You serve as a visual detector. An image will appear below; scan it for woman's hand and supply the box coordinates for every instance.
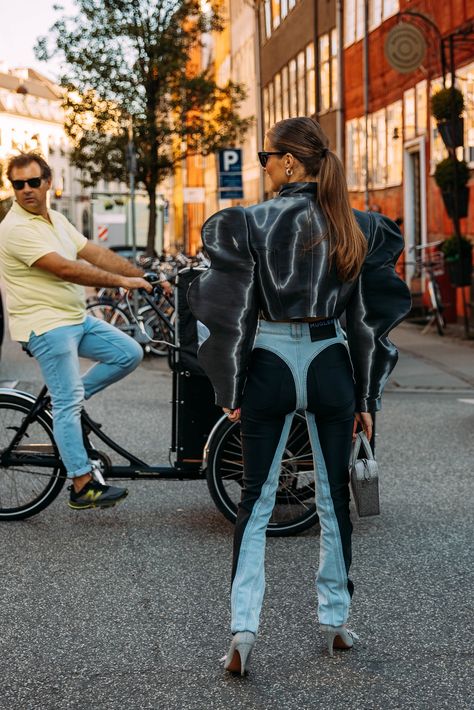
[223,407,241,422]
[353,412,373,442]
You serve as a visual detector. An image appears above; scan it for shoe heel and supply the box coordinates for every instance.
[320,628,337,657]
[320,625,357,657]
[224,632,255,676]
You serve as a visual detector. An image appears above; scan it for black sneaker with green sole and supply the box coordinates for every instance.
[68,480,128,510]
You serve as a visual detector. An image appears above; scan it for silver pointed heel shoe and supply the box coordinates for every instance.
[223,632,256,676]
[320,625,359,657]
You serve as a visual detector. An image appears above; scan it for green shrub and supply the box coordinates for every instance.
[431,87,465,121]
[441,234,472,261]
[434,157,470,191]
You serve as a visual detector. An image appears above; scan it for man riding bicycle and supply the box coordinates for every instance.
[0,152,169,510]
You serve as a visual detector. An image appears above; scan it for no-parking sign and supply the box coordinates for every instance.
[97,225,108,241]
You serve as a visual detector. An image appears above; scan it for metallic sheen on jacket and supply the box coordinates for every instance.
[188,182,412,412]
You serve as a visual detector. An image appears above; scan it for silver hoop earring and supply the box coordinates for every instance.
[285,167,293,177]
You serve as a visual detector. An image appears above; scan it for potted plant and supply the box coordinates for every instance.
[103,200,114,210]
[441,234,473,287]
[434,156,470,219]
[431,87,465,148]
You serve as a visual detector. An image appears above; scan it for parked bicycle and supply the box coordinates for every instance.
[86,252,208,356]
[87,284,175,357]
[406,241,446,336]
[0,269,317,535]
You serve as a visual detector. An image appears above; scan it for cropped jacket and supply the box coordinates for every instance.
[187,182,412,412]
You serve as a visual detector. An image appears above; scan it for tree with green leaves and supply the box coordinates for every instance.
[36,0,252,253]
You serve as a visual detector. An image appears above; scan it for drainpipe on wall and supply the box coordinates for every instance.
[336,0,344,161]
[363,0,370,211]
[254,1,265,201]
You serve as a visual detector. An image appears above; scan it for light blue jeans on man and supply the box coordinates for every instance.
[26,316,143,478]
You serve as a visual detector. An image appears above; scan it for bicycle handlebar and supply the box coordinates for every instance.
[409,240,444,252]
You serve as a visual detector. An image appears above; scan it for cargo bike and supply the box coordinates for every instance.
[0,269,318,535]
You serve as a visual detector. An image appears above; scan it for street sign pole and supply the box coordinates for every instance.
[126,121,138,264]
[126,120,146,341]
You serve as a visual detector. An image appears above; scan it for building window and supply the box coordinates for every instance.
[430,79,445,171]
[289,58,297,116]
[346,118,364,190]
[264,0,272,39]
[274,72,282,123]
[404,88,416,140]
[348,0,399,42]
[382,0,399,20]
[272,0,280,30]
[297,51,306,115]
[346,101,402,191]
[415,80,427,135]
[369,109,387,188]
[263,86,270,132]
[281,65,290,118]
[306,43,316,116]
[261,0,301,40]
[331,29,338,108]
[345,0,365,47]
[369,0,382,30]
[460,63,474,165]
[369,0,399,30]
[386,100,403,186]
[319,35,331,111]
[319,30,338,112]
[268,80,275,127]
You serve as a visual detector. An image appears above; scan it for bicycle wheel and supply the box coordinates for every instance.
[139,305,175,357]
[86,301,134,336]
[428,278,446,336]
[206,413,319,536]
[0,393,65,520]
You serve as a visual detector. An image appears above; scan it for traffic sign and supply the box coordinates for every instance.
[97,225,108,241]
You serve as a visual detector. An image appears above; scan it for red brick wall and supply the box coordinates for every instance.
[345,1,474,120]
[344,1,474,319]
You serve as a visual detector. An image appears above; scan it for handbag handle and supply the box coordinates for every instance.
[349,431,375,469]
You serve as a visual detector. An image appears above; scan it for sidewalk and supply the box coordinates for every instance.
[388,322,474,392]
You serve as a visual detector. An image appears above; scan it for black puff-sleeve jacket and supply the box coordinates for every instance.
[187,182,412,412]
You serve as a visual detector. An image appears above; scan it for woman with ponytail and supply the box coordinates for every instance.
[188,117,411,674]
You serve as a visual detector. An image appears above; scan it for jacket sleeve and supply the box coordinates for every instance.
[187,206,259,409]
[345,213,412,413]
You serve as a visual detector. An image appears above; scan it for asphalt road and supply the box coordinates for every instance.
[0,331,473,710]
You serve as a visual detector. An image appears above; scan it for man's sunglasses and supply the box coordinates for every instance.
[257,151,284,168]
[11,177,43,190]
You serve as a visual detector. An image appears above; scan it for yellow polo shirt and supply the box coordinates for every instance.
[0,202,88,341]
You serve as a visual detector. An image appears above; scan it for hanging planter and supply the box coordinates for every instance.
[440,187,469,219]
[434,157,470,220]
[437,117,464,149]
[431,87,465,149]
[441,235,473,287]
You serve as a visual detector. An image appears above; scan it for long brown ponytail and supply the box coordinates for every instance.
[268,117,367,282]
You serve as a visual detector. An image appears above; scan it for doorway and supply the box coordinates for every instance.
[403,137,427,287]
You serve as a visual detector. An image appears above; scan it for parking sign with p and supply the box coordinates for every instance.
[218,148,243,200]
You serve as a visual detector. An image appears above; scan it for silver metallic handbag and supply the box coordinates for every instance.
[349,432,380,517]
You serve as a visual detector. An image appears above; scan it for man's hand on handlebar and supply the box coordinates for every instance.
[120,276,153,293]
[142,271,173,297]
[160,280,173,297]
